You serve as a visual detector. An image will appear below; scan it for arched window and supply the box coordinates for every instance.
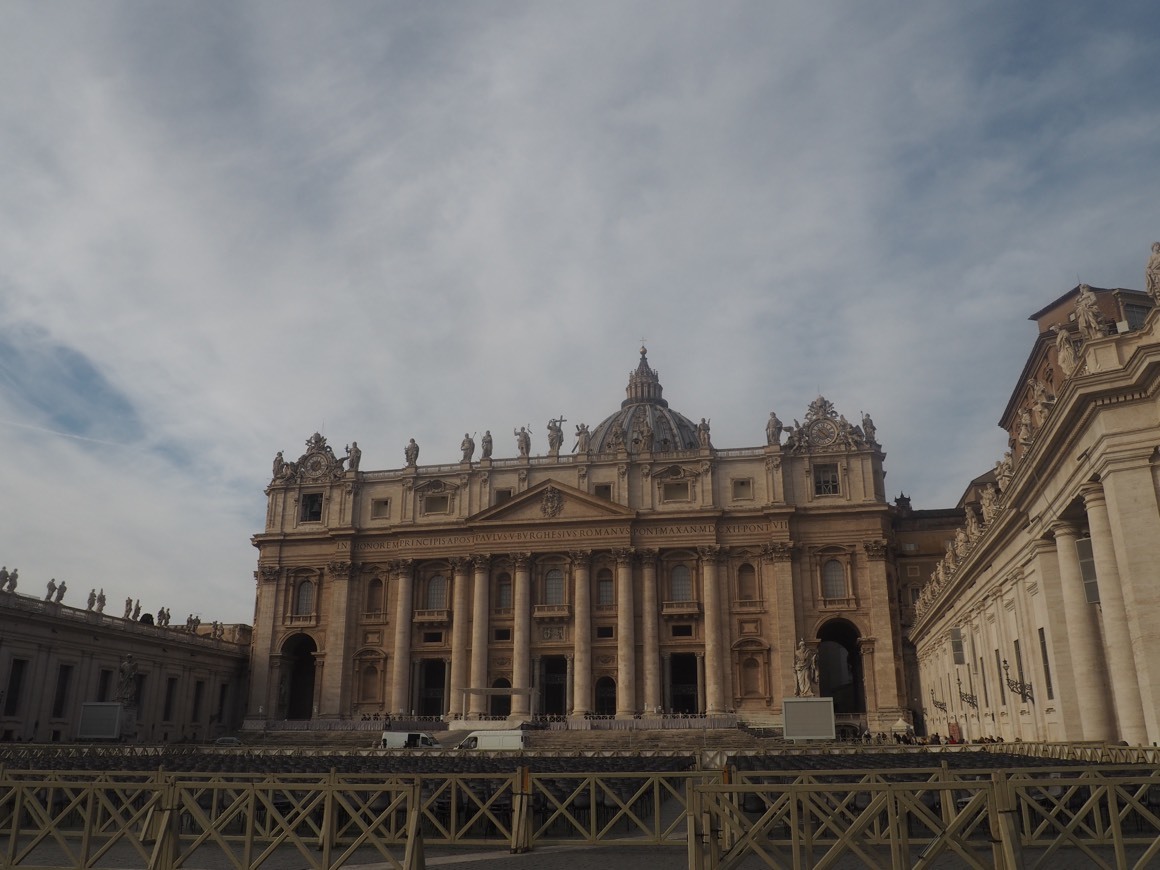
[544,569,564,606]
[426,574,447,610]
[822,560,846,599]
[670,565,692,602]
[365,578,384,614]
[294,580,314,616]
[496,573,513,610]
[737,563,757,601]
[597,568,614,606]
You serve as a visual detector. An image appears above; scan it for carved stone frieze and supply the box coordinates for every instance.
[759,541,795,562]
[862,539,888,560]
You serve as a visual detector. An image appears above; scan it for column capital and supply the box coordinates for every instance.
[449,557,470,573]
[612,547,635,565]
[760,541,794,562]
[698,545,725,563]
[470,554,491,571]
[637,548,659,562]
[1079,481,1107,509]
[512,552,533,569]
[388,559,414,575]
[1048,520,1080,539]
[862,539,889,560]
[568,550,591,566]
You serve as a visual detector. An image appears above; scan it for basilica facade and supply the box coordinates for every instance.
[247,350,911,734]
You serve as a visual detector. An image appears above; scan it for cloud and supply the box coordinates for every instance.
[0,1,1157,620]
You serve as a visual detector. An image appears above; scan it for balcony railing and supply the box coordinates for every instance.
[661,600,702,617]
[413,609,450,624]
[532,603,572,621]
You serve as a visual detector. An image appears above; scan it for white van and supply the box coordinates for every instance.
[379,731,439,749]
[454,729,525,751]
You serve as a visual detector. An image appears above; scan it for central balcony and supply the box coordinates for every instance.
[532,603,572,622]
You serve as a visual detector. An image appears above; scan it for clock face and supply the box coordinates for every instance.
[808,418,839,447]
[303,453,328,479]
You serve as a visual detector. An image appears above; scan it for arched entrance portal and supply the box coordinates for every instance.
[281,634,317,720]
[816,619,865,715]
[417,660,445,717]
[594,677,616,716]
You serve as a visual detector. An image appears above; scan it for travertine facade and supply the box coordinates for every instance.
[912,277,1160,743]
[249,350,909,733]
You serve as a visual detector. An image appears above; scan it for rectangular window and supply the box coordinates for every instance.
[994,649,1006,704]
[423,494,449,514]
[497,580,513,610]
[813,464,840,496]
[595,626,614,639]
[191,680,205,723]
[300,493,323,523]
[597,577,614,606]
[950,628,965,665]
[1075,538,1100,603]
[662,481,690,502]
[594,484,613,500]
[52,665,73,719]
[1038,628,1055,701]
[908,586,920,604]
[671,624,694,638]
[493,628,511,642]
[97,668,113,703]
[731,479,753,501]
[370,498,391,519]
[1125,303,1150,330]
[422,631,443,644]
[163,677,178,721]
[3,659,26,716]
[494,489,514,505]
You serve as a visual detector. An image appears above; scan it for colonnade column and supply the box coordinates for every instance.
[511,553,532,718]
[448,558,471,719]
[614,548,637,717]
[700,546,726,714]
[639,549,661,714]
[1081,483,1147,743]
[319,560,352,717]
[467,556,490,719]
[662,652,673,712]
[1050,521,1115,741]
[762,542,797,703]
[696,653,706,714]
[389,560,414,715]
[569,551,592,717]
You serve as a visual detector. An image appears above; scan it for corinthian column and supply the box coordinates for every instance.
[700,546,726,714]
[468,555,491,718]
[511,553,532,718]
[389,560,414,715]
[614,548,637,717]
[448,558,471,719]
[639,549,661,714]
[1081,483,1147,743]
[1050,521,1115,740]
[570,551,592,717]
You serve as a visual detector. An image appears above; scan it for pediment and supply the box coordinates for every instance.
[469,479,635,524]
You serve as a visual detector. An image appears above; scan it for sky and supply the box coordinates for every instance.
[1,2,1158,625]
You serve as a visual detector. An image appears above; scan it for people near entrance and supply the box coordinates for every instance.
[793,639,818,697]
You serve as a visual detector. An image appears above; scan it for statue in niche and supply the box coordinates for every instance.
[514,426,531,457]
[1147,242,1160,303]
[573,423,590,453]
[1075,284,1106,341]
[460,433,475,462]
[793,640,818,697]
[480,430,493,460]
[546,417,566,455]
[766,411,783,446]
[345,442,361,472]
[117,655,139,705]
[404,438,419,466]
[1053,325,1079,378]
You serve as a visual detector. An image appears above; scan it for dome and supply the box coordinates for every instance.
[588,348,700,453]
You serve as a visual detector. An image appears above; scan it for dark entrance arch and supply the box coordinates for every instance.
[540,656,567,716]
[490,678,511,717]
[594,677,616,716]
[816,619,865,715]
[669,653,698,713]
[418,659,445,717]
[281,634,317,720]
